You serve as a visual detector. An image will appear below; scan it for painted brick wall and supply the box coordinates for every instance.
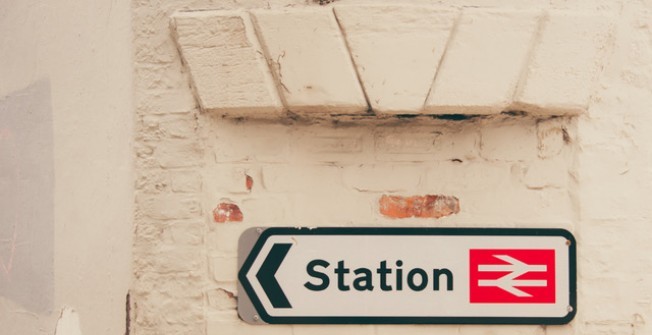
[133,1,652,334]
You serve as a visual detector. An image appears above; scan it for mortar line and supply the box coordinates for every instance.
[511,10,548,106]
[422,10,463,111]
[249,11,291,112]
[333,7,373,114]
[169,17,205,113]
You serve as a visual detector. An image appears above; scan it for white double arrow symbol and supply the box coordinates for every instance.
[478,255,547,297]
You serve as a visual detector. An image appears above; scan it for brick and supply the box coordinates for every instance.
[290,125,369,163]
[293,325,375,335]
[292,192,374,226]
[240,197,287,225]
[157,114,197,139]
[173,12,282,115]
[212,202,244,223]
[161,220,204,246]
[133,247,204,274]
[212,123,289,163]
[458,325,544,335]
[425,161,511,193]
[207,224,248,255]
[426,9,541,115]
[204,165,255,194]
[252,8,367,114]
[206,288,237,310]
[379,194,460,219]
[375,125,479,162]
[342,164,423,192]
[262,164,343,192]
[206,318,292,335]
[135,170,170,193]
[210,255,238,282]
[375,128,441,155]
[153,140,203,168]
[377,325,460,335]
[135,88,196,115]
[522,157,568,189]
[137,194,202,220]
[141,114,198,140]
[134,295,204,328]
[480,120,538,161]
[334,5,457,114]
[577,146,643,220]
[537,117,568,158]
[133,272,204,299]
[170,170,202,193]
[514,11,613,115]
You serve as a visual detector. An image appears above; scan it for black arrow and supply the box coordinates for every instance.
[256,243,292,309]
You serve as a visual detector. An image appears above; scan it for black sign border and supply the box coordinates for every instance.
[238,227,577,325]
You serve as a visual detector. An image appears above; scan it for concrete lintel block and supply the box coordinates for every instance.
[251,8,368,115]
[335,5,458,115]
[426,9,542,115]
[172,11,282,115]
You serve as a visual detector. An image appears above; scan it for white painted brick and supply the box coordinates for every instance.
[577,146,644,220]
[291,125,367,163]
[262,164,344,192]
[206,288,237,310]
[153,140,203,168]
[426,9,541,115]
[211,123,290,163]
[173,12,282,115]
[207,224,248,255]
[141,114,198,140]
[292,192,374,226]
[206,318,292,335]
[425,160,512,193]
[293,325,375,335]
[480,120,538,161]
[374,125,479,162]
[135,88,196,115]
[204,164,254,194]
[374,127,442,155]
[161,220,204,246]
[342,164,424,192]
[133,247,204,274]
[377,325,460,335]
[240,197,287,225]
[135,170,170,193]
[537,117,568,158]
[210,255,238,282]
[334,5,457,114]
[133,272,204,299]
[543,324,573,335]
[251,8,367,114]
[458,325,544,335]
[514,11,613,115]
[522,157,569,189]
[170,170,202,193]
[137,193,202,220]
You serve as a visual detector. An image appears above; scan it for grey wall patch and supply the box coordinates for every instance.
[0,80,54,314]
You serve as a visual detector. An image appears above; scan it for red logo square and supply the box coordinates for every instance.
[469,249,555,303]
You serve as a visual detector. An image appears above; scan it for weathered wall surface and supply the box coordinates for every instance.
[0,1,133,334]
[132,1,652,335]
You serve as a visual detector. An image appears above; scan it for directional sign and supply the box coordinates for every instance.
[237,227,576,325]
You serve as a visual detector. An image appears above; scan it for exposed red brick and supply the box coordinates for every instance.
[379,194,460,219]
[213,202,243,223]
[245,174,253,191]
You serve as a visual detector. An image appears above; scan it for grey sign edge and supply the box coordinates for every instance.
[237,227,268,325]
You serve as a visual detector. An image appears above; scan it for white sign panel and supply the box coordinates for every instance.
[238,228,576,325]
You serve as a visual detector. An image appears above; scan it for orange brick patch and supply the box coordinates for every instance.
[379,194,460,219]
[213,202,244,223]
